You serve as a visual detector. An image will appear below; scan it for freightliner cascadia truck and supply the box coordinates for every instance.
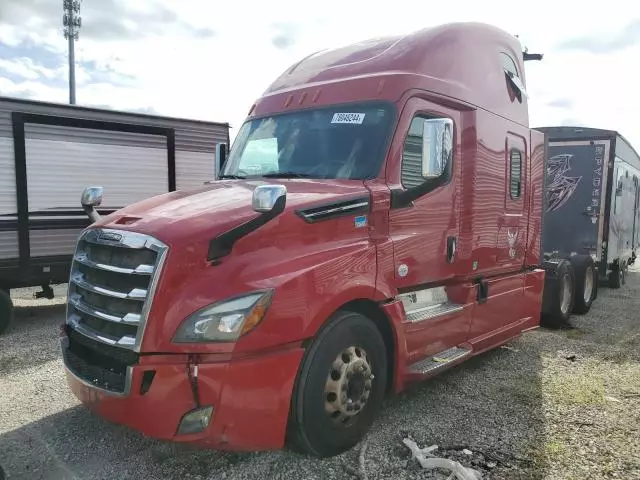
[60,22,584,457]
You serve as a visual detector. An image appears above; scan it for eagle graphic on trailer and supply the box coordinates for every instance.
[546,153,582,212]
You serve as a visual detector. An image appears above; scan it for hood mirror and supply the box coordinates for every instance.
[81,186,103,207]
[81,186,104,223]
[252,184,287,213]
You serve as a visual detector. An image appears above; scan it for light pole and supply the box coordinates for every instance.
[63,0,82,105]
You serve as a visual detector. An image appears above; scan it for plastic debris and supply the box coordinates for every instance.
[463,449,473,455]
[403,438,483,480]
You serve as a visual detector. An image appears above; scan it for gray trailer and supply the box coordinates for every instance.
[536,126,640,323]
[0,96,230,333]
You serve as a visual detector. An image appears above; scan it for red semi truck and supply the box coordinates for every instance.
[61,22,575,457]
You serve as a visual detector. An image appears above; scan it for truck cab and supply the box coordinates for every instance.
[61,22,549,457]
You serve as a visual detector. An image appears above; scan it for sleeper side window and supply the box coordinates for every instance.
[401,115,453,189]
[509,149,523,200]
[501,52,527,101]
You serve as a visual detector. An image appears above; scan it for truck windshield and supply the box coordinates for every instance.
[222,102,395,180]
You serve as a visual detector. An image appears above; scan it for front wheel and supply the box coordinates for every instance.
[287,310,387,458]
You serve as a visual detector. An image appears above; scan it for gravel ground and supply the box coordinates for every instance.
[1,270,639,480]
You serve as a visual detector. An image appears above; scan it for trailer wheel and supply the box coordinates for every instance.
[570,255,596,314]
[287,310,387,458]
[609,264,623,289]
[0,288,14,335]
[541,259,575,328]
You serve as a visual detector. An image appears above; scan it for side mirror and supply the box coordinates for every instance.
[81,186,103,223]
[81,186,103,207]
[421,118,453,179]
[215,143,227,180]
[252,184,287,213]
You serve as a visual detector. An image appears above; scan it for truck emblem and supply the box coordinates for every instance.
[98,232,122,243]
[546,154,582,212]
[507,230,518,258]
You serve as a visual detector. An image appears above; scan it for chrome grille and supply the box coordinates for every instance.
[63,228,168,394]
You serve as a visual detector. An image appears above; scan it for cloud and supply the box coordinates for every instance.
[546,98,573,109]
[0,0,639,154]
[271,23,298,49]
[560,118,585,127]
[0,0,215,42]
[557,18,640,54]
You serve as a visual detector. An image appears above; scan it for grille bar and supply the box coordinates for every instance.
[70,272,148,300]
[69,313,137,348]
[74,251,155,275]
[69,292,141,325]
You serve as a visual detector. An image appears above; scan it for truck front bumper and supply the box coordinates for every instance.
[62,337,305,451]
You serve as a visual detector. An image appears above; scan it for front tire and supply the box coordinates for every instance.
[0,288,14,335]
[287,310,387,458]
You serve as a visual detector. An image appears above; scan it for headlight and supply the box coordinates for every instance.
[172,290,274,343]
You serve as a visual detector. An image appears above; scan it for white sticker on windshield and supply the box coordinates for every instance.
[331,113,365,124]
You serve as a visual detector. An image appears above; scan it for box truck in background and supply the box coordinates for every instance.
[0,96,230,333]
[536,126,640,296]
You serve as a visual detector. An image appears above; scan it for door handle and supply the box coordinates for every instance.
[447,236,456,264]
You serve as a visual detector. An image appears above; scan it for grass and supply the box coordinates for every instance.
[544,368,605,406]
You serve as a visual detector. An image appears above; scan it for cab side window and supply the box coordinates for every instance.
[509,149,523,200]
[401,115,453,189]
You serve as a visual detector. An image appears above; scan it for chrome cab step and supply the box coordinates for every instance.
[397,286,464,323]
[408,346,472,375]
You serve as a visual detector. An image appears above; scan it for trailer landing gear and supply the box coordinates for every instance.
[34,284,55,300]
[608,262,626,289]
[0,288,14,335]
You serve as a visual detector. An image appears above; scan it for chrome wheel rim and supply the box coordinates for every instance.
[324,346,374,425]
[583,266,594,303]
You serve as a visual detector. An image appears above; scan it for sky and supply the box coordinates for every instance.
[0,0,639,149]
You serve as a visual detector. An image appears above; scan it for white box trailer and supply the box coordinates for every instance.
[0,96,230,332]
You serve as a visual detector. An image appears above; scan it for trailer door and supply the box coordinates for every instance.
[23,122,169,258]
[543,139,611,260]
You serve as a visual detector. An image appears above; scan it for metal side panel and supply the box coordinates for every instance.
[24,135,169,213]
[175,150,215,191]
[29,229,81,257]
[0,137,16,217]
[607,157,640,264]
[0,231,18,260]
[543,139,610,261]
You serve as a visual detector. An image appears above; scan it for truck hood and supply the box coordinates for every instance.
[95,179,370,245]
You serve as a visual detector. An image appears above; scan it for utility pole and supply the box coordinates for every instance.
[63,0,82,105]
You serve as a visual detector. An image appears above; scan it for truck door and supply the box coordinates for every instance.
[386,97,469,358]
[543,139,611,261]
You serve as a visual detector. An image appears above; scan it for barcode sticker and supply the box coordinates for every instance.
[331,113,365,124]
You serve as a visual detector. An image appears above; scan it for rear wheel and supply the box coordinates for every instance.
[541,260,575,328]
[609,264,623,289]
[0,288,14,335]
[287,310,387,458]
[571,255,596,314]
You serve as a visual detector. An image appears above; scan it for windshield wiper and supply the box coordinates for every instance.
[261,172,312,178]
[218,174,247,179]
